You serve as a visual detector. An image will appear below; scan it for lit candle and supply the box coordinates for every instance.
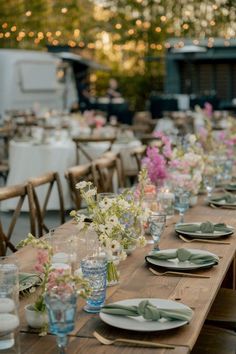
[0,314,19,332]
[0,298,15,313]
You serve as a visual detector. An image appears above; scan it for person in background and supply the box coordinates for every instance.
[106,78,122,99]
[77,76,91,112]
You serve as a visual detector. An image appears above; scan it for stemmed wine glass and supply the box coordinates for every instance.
[174,189,190,225]
[148,213,166,250]
[44,285,77,354]
[203,175,215,199]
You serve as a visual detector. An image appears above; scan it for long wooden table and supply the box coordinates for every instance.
[16,196,236,353]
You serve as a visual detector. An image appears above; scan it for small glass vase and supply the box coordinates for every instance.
[107,260,119,287]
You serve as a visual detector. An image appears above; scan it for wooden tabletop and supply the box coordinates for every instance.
[16,196,236,353]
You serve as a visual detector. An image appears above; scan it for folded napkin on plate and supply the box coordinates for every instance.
[176,221,231,233]
[210,194,236,204]
[226,184,236,190]
[147,248,219,265]
[101,299,193,322]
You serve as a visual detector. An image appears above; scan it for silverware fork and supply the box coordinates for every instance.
[179,234,230,245]
[93,331,175,349]
[149,267,210,278]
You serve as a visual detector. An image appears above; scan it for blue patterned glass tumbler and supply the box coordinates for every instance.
[44,286,77,354]
[81,255,107,313]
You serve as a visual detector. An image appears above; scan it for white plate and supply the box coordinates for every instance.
[100,298,191,332]
[175,222,234,239]
[146,248,218,271]
[208,199,236,208]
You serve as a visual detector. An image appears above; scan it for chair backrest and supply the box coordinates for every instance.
[72,136,116,164]
[0,183,35,256]
[65,163,96,210]
[130,145,147,172]
[93,154,123,193]
[28,172,65,237]
[102,151,125,188]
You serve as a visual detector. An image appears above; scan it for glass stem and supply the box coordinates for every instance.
[179,212,184,224]
[57,335,68,354]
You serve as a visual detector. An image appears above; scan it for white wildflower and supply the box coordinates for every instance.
[76,181,88,189]
[119,250,127,261]
[110,240,120,252]
[99,197,113,210]
[85,188,97,197]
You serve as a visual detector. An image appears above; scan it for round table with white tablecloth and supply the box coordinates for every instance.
[2,138,141,211]
[2,140,76,211]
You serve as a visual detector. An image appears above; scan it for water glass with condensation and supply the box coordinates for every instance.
[81,254,107,313]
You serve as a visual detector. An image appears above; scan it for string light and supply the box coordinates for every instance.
[61,8,68,14]
[11,26,17,32]
[25,11,32,17]
[55,30,61,37]
[2,23,8,29]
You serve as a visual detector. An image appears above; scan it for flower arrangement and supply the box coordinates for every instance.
[18,234,90,334]
[169,136,204,195]
[70,181,146,283]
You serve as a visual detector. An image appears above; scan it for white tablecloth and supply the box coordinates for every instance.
[2,139,140,211]
[2,140,75,211]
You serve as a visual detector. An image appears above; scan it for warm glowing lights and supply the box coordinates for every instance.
[160,16,167,22]
[0,33,3,38]
[61,7,68,14]
[25,11,32,17]
[79,41,85,47]
[37,32,44,39]
[128,29,134,35]
[68,40,76,47]
[136,19,142,26]
[210,20,215,26]
[88,42,95,49]
[11,26,17,32]
[5,32,10,38]
[55,30,61,37]
[115,23,122,29]
[52,39,59,45]
[155,27,161,32]
[74,29,80,37]
[46,31,52,37]
[156,44,163,50]
[182,23,189,30]
[19,31,25,38]
[28,31,34,37]
[2,23,8,29]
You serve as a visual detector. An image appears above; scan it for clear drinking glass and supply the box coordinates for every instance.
[44,285,77,354]
[0,256,20,353]
[148,213,166,250]
[203,175,216,199]
[174,190,190,224]
[81,255,107,313]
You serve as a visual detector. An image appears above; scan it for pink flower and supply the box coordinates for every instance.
[35,250,49,273]
[203,102,213,118]
[142,147,168,184]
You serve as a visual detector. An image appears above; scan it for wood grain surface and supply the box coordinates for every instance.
[17,196,236,353]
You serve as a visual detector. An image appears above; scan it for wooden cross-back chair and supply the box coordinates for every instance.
[28,172,65,237]
[130,145,147,172]
[93,154,124,193]
[65,163,96,210]
[0,183,35,256]
[102,151,126,189]
[72,136,116,164]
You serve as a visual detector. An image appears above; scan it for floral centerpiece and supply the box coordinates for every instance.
[18,234,90,335]
[70,181,146,284]
[141,131,172,187]
[169,134,204,196]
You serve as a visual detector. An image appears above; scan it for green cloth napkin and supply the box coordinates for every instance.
[226,184,236,190]
[176,221,232,233]
[147,248,219,265]
[101,299,193,322]
[210,194,236,204]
